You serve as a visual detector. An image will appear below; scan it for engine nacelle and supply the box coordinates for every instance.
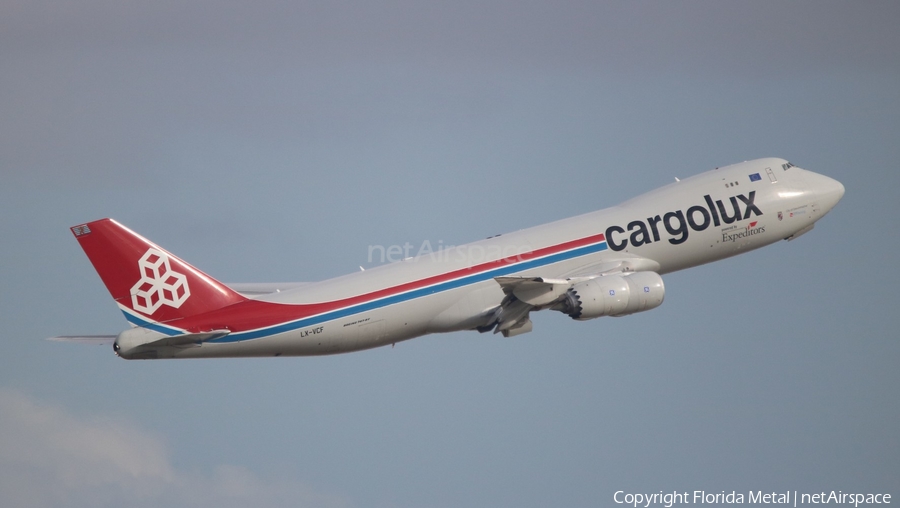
[564,272,665,320]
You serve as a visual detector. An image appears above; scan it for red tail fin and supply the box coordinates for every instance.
[71,219,245,324]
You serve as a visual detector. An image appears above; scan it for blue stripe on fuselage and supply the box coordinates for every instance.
[121,311,186,335]
[210,240,608,343]
[124,240,608,343]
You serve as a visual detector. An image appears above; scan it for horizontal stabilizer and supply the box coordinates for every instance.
[226,282,310,297]
[47,335,116,345]
[112,328,230,359]
[129,329,231,349]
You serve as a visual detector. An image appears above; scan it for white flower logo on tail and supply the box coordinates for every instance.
[130,248,190,315]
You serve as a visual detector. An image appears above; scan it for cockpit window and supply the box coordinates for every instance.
[781,162,795,171]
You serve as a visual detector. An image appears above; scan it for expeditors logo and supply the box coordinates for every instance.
[722,221,766,243]
[605,192,763,251]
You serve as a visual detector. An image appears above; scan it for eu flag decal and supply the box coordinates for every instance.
[749,173,762,182]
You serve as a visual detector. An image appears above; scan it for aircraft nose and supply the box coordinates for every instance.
[806,171,845,212]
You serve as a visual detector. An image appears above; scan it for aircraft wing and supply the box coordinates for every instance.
[558,255,661,278]
[487,255,661,337]
[495,276,571,305]
[47,329,230,348]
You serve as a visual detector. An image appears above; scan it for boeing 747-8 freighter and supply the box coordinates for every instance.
[52,158,844,359]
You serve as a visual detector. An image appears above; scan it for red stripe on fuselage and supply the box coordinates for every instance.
[163,232,607,333]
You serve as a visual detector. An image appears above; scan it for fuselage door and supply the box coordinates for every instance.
[765,167,778,183]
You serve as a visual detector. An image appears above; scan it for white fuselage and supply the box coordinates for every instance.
[152,158,843,358]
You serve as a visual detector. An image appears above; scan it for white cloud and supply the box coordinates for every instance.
[0,388,349,508]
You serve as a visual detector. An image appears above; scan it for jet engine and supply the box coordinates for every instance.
[561,272,665,320]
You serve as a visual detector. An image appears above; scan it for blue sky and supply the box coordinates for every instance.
[1,2,898,507]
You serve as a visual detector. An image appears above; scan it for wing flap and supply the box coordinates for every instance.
[494,276,570,306]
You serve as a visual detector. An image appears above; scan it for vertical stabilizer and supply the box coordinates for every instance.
[71,219,246,324]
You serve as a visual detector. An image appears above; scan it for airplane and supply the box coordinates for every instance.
[51,158,844,359]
